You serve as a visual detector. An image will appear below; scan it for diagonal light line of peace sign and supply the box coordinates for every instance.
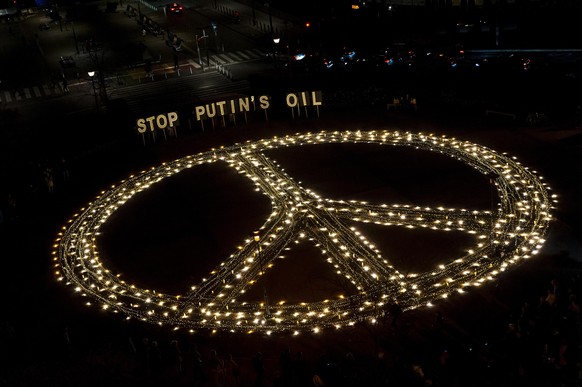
[54,130,556,334]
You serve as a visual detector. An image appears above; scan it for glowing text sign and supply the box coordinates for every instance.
[194,91,322,121]
[136,112,179,133]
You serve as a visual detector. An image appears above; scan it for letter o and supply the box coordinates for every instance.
[156,114,168,129]
[286,93,298,108]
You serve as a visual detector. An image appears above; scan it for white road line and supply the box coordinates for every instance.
[187,59,202,68]
[227,51,246,61]
[214,54,231,64]
[250,48,265,57]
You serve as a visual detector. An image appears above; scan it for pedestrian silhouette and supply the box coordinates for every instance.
[62,76,70,94]
[144,60,152,77]
[59,157,70,183]
[44,166,54,193]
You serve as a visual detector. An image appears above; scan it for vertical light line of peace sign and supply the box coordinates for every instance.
[54,130,555,334]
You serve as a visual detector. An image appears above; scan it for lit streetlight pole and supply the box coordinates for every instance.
[195,34,204,70]
[87,71,98,108]
[272,36,280,68]
[195,27,210,67]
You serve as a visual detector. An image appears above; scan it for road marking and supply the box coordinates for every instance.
[187,59,202,69]
[250,48,265,57]
[213,54,230,64]
[227,51,246,61]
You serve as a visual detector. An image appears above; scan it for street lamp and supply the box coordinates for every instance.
[252,230,271,319]
[196,28,210,66]
[272,36,280,67]
[87,71,98,108]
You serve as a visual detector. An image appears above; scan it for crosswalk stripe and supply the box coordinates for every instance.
[220,53,240,62]
[187,59,202,69]
[227,51,246,61]
[43,85,52,95]
[209,50,266,65]
[24,88,32,99]
[3,91,11,103]
[235,51,253,60]
[250,48,265,57]
[214,54,231,64]
[32,86,42,97]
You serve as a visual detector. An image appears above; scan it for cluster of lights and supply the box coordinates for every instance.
[53,130,556,334]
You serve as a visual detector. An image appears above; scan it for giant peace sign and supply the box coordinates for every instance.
[54,130,555,334]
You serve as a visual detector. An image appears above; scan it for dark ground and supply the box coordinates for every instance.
[1,102,582,386]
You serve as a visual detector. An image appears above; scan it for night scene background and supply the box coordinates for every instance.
[1,0,582,386]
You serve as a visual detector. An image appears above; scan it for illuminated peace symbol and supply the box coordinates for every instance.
[54,130,555,334]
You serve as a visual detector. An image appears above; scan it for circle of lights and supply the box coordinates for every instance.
[54,130,555,334]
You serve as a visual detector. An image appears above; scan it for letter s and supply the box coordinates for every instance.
[259,95,270,110]
[136,118,147,133]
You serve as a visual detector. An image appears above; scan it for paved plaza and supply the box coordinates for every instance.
[2,104,582,385]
